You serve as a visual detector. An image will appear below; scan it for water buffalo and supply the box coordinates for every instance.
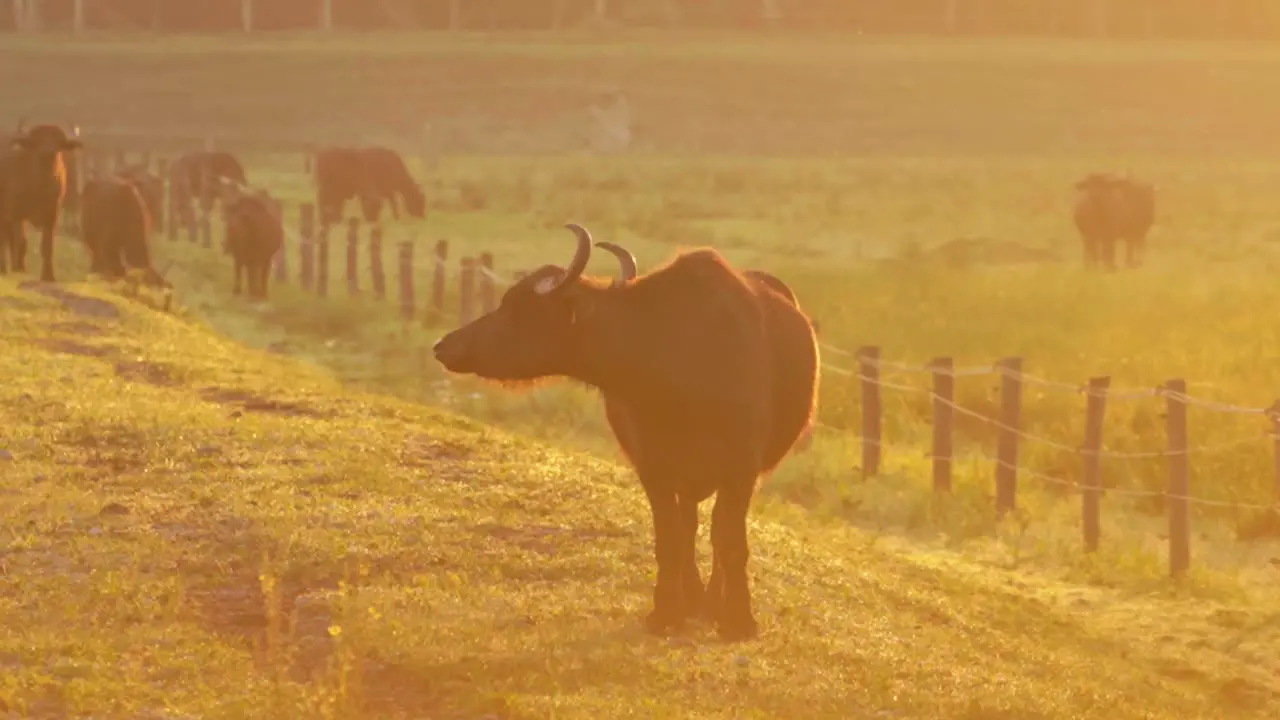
[223,191,282,300]
[313,145,425,226]
[432,225,820,641]
[1073,173,1155,270]
[116,164,164,230]
[80,176,168,288]
[169,150,248,226]
[0,122,81,281]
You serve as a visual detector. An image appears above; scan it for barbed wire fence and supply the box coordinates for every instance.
[67,140,1280,581]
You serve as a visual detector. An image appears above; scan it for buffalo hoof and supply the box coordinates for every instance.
[644,609,687,637]
[716,613,759,643]
[40,271,55,283]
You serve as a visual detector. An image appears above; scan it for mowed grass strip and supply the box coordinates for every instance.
[0,279,1273,719]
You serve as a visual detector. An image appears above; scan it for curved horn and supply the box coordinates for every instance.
[594,241,637,283]
[537,223,593,295]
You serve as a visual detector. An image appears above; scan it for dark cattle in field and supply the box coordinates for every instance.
[0,122,81,281]
[116,164,164,228]
[433,225,820,641]
[169,150,248,215]
[223,191,283,300]
[313,146,425,226]
[80,176,168,288]
[1073,173,1156,270]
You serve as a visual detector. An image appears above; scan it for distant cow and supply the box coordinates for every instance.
[0,122,82,281]
[313,146,425,226]
[116,164,164,228]
[169,150,248,220]
[223,191,282,300]
[1073,173,1155,270]
[80,176,168,288]
[433,225,820,642]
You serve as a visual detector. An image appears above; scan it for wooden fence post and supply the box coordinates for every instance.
[458,257,476,326]
[1270,401,1280,505]
[345,218,360,297]
[1081,376,1110,553]
[369,225,386,301]
[269,196,286,283]
[478,251,496,314]
[1164,379,1191,578]
[995,357,1023,515]
[857,346,882,479]
[198,165,213,249]
[316,223,330,299]
[931,357,954,494]
[430,240,448,321]
[398,240,414,321]
[299,203,315,292]
[155,156,170,239]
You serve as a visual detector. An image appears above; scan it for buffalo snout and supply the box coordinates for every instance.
[432,329,475,373]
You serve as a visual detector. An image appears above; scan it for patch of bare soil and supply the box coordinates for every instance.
[49,320,106,337]
[0,295,39,310]
[199,386,326,418]
[38,338,112,358]
[162,513,448,718]
[19,281,121,319]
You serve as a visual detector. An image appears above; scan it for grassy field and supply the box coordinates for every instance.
[8,32,1280,156]
[3,255,1280,718]
[4,31,1280,716]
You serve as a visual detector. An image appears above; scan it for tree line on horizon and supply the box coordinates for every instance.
[5,0,1279,39]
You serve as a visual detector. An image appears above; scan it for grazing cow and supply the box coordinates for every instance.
[79,176,168,288]
[0,122,81,281]
[1073,173,1156,270]
[223,191,283,300]
[313,145,425,226]
[432,224,820,641]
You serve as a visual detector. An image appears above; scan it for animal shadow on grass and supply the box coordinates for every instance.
[200,386,326,419]
[18,280,121,319]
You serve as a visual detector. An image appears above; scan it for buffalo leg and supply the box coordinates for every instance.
[0,224,9,274]
[39,224,54,282]
[11,224,26,273]
[256,262,270,300]
[1126,237,1143,268]
[641,481,685,636]
[675,495,705,620]
[1100,237,1118,271]
[232,260,244,296]
[708,475,759,641]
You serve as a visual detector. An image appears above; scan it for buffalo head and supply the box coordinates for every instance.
[11,123,81,155]
[432,223,635,383]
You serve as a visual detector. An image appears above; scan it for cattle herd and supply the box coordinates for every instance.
[0,121,1160,641]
